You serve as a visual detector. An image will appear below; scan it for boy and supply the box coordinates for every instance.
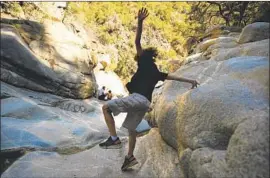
[106,90,113,100]
[99,8,199,171]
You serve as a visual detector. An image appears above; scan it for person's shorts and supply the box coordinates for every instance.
[98,95,106,100]
[106,93,150,131]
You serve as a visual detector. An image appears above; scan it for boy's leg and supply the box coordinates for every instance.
[121,130,139,171]
[99,96,132,149]
[121,110,148,171]
[102,95,136,136]
[128,130,137,156]
[99,103,121,149]
[100,94,149,151]
[102,104,117,137]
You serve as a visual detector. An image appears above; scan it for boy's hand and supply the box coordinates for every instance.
[138,7,149,22]
[190,80,200,89]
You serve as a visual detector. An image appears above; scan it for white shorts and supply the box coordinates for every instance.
[106,93,150,131]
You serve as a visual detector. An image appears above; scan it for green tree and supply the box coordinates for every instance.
[188,1,270,29]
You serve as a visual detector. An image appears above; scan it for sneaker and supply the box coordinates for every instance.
[121,155,138,171]
[99,137,122,149]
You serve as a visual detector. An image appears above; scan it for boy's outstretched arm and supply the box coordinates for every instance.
[166,74,200,89]
[135,8,149,56]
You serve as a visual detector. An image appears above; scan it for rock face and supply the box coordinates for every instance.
[200,25,242,42]
[1,6,270,178]
[29,19,94,75]
[196,37,237,53]
[210,39,269,61]
[184,53,207,64]
[1,81,150,150]
[135,129,183,178]
[0,82,128,150]
[146,22,270,178]
[1,22,96,99]
[152,56,269,178]
[190,22,269,63]
[2,129,183,178]
[238,22,270,44]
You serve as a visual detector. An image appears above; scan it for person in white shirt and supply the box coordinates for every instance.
[98,86,107,101]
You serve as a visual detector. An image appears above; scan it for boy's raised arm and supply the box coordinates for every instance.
[135,8,149,56]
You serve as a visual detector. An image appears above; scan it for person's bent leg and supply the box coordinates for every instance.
[99,104,121,149]
[121,129,138,171]
[102,104,117,137]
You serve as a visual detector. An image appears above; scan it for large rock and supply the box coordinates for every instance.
[51,99,97,113]
[0,19,44,44]
[0,82,127,150]
[206,40,238,53]
[2,129,183,178]
[210,39,269,61]
[1,24,96,98]
[225,115,269,178]
[196,37,237,53]
[200,26,241,42]
[238,22,270,44]
[0,82,149,151]
[135,129,183,178]
[1,68,50,92]
[29,20,95,74]
[228,32,241,38]
[187,115,269,178]
[184,53,207,64]
[188,148,227,178]
[152,56,269,178]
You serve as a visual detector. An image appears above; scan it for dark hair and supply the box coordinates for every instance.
[102,86,105,89]
[108,90,112,93]
[135,47,158,63]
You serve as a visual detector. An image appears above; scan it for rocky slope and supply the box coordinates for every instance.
[0,82,128,151]
[2,129,181,178]
[0,81,151,176]
[0,3,96,98]
[1,2,128,99]
[2,21,268,178]
[1,22,97,99]
[1,2,269,178]
[149,22,269,178]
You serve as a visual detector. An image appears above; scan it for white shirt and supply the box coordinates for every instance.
[98,88,106,96]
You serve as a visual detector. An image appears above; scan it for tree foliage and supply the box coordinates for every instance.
[65,1,270,81]
[66,2,201,81]
[188,1,270,32]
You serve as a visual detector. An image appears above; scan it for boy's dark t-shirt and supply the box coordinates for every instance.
[126,58,168,101]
